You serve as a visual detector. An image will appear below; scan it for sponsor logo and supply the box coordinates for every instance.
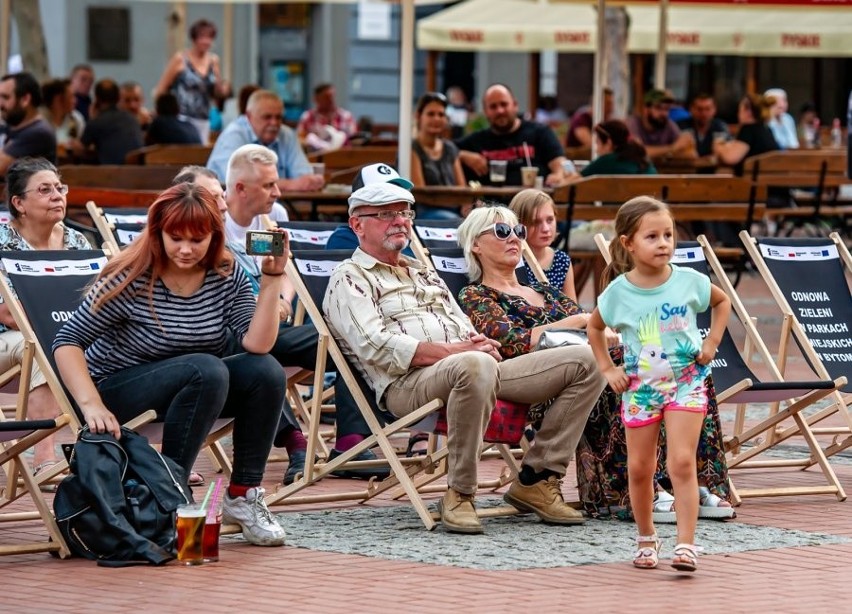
[449,30,483,43]
[781,33,820,48]
[554,31,590,45]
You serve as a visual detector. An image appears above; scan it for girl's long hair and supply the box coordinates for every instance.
[90,182,232,311]
[600,196,672,292]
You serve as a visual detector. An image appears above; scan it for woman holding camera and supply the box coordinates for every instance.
[53,182,289,546]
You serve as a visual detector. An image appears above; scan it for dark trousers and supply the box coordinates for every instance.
[97,353,285,486]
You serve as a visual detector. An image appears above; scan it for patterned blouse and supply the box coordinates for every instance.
[524,249,571,290]
[458,281,584,360]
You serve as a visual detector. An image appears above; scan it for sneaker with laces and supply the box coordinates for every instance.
[222,487,286,546]
[504,476,585,525]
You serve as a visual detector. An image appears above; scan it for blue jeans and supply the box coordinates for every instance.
[96,353,285,486]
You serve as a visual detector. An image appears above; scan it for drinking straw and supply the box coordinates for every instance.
[200,481,216,511]
[522,141,532,167]
[206,478,224,521]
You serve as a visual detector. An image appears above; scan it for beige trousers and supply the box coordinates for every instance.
[0,330,46,390]
[384,345,606,495]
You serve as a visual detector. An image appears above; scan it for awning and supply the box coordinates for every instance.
[417,0,852,57]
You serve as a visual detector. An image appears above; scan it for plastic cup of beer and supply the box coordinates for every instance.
[488,160,508,185]
[202,505,222,563]
[176,503,205,565]
[713,131,727,144]
[311,162,326,178]
[521,166,538,187]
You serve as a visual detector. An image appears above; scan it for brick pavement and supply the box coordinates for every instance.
[2,269,852,613]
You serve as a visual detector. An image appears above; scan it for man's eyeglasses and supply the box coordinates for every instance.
[20,184,69,197]
[357,209,416,222]
[481,222,527,241]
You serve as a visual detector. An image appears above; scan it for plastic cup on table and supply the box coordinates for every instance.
[488,160,507,185]
[521,166,539,188]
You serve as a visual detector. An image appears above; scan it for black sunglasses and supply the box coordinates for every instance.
[481,222,527,241]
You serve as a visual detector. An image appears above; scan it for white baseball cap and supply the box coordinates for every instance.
[351,163,414,191]
[348,183,415,215]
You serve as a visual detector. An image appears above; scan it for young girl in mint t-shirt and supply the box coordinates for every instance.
[586,196,731,573]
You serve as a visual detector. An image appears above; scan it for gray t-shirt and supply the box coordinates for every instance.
[1,117,56,163]
[627,115,681,147]
[412,139,459,186]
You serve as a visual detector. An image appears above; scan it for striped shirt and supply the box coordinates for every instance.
[53,267,255,382]
[323,248,474,405]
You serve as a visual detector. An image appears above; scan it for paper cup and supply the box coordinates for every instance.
[521,166,539,188]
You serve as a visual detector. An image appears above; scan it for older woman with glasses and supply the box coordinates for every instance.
[411,92,466,220]
[456,206,734,521]
[0,157,91,478]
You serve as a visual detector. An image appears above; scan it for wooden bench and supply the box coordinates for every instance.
[744,150,849,234]
[125,144,213,166]
[313,146,398,184]
[60,165,179,191]
[552,175,766,296]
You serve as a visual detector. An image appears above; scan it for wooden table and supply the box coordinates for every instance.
[412,185,550,210]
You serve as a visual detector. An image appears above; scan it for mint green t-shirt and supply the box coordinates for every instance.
[598,265,711,413]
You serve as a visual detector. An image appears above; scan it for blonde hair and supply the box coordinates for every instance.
[600,196,672,291]
[457,206,519,282]
[508,188,554,227]
[225,144,279,192]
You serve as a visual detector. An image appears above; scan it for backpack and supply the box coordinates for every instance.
[53,426,192,566]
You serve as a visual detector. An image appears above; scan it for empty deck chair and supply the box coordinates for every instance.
[740,232,852,464]
[85,202,147,254]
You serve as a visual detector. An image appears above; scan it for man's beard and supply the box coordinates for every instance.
[2,105,26,127]
[648,114,668,130]
[490,117,517,134]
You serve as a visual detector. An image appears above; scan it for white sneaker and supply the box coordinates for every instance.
[222,487,286,546]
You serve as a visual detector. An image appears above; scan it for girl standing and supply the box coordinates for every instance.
[586,196,731,572]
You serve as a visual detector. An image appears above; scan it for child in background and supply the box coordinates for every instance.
[509,189,577,301]
[586,196,731,572]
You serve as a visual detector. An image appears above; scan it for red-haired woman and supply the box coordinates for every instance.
[53,183,288,546]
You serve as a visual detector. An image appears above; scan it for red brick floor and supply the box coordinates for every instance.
[3,268,852,613]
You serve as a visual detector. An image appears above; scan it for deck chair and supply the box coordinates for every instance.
[0,415,72,558]
[85,201,147,254]
[276,220,340,251]
[0,250,235,481]
[264,249,449,530]
[740,232,852,464]
[594,234,846,502]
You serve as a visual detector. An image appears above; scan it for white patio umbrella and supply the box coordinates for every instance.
[136,0,458,177]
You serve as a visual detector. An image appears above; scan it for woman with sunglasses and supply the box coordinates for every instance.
[0,157,91,480]
[456,206,733,522]
[410,92,466,220]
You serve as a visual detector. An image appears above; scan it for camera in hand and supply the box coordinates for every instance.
[245,230,285,256]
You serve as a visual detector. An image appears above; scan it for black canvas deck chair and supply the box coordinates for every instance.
[0,415,72,558]
[263,249,449,529]
[275,220,340,251]
[0,250,234,480]
[594,234,846,503]
[740,232,852,465]
[86,202,147,254]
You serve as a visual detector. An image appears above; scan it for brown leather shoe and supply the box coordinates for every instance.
[504,476,585,525]
[437,488,483,534]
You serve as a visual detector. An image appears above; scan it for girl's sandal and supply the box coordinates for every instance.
[671,543,699,572]
[633,534,661,569]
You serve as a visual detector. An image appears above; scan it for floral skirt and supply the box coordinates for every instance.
[574,374,731,519]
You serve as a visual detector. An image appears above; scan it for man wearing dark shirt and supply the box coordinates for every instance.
[0,72,56,176]
[77,79,144,164]
[677,93,729,158]
[456,84,570,187]
[146,93,202,145]
[627,89,696,159]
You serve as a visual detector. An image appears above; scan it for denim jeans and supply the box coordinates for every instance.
[96,352,285,486]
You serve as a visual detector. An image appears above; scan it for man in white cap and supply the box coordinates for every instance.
[323,174,606,534]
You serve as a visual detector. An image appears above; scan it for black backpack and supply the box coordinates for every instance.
[53,427,192,566]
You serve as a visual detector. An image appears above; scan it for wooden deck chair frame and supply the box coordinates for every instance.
[593,233,846,503]
[0,415,72,558]
[85,201,148,255]
[264,250,448,530]
[739,231,852,464]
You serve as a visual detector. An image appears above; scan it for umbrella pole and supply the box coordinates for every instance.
[654,0,668,89]
[398,0,415,177]
[592,0,606,159]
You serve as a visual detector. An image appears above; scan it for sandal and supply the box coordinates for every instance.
[651,490,677,524]
[188,472,205,487]
[671,543,699,572]
[698,486,736,520]
[405,433,430,458]
[633,534,662,569]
